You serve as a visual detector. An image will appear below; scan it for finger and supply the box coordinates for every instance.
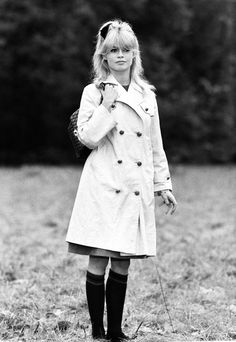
[168,192,177,204]
[104,84,113,91]
[169,202,177,215]
[171,203,177,215]
[162,193,169,205]
[169,196,177,206]
[106,83,117,89]
[165,204,173,215]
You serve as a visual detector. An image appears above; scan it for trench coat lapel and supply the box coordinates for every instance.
[101,74,150,121]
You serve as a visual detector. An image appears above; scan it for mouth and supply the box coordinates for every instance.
[116,61,126,64]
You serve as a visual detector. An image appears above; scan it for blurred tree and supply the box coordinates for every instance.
[173,0,236,162]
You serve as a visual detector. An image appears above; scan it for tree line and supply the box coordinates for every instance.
[0,0,235,164]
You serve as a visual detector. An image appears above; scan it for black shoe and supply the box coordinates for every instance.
[92,327,106,339]
[106,331,130,341]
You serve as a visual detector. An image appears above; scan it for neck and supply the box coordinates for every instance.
[110,70,130,85]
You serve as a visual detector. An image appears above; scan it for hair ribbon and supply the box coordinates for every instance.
[100,23,111,40]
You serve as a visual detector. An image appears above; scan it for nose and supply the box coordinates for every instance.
[118,49,124,57]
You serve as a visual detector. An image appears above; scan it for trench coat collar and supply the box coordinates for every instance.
[101,73,143,96]
[100,74,148,120]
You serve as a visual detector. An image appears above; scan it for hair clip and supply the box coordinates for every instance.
[100,23,111,40]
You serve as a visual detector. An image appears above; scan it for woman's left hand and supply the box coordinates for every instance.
[155,190,177,215]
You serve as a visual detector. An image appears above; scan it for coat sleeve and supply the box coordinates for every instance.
[150,94,172,192]
[77,84,118,149]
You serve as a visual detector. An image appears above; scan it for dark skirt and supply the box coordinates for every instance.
[68,242,148,259]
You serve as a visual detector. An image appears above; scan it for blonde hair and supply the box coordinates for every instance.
[92,19,155,93]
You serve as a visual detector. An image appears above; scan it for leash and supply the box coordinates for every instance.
[132,258,175,339]
[152,257,175,333]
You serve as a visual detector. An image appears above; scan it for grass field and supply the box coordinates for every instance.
[0,165,236,342]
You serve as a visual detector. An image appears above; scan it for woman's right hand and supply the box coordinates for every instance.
[101,84,118,111]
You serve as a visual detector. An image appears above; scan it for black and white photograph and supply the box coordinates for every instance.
[0,1,235,342]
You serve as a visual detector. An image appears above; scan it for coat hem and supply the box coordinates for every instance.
[67,241,156,259]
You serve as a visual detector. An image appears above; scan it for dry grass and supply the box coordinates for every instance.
[0,165,236,342]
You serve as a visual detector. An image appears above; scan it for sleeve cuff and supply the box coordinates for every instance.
[154,180,172,192]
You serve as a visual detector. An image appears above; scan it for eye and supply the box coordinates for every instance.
[110,47,118,53]
[123,48,130,52]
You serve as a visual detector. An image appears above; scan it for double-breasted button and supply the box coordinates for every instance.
[145,108,149,112]
[117,160,122,164]
[136,132,142,137]
[119,130,124,135]
[134,191,140,196]
[115,189,121,193]
[137,161,142,166]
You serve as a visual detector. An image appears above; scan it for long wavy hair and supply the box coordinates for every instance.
[92,19,155,93]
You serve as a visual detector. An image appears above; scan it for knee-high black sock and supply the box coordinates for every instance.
[106,269,128,337]
[86,271,105,338]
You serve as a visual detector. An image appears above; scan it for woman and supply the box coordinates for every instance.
[66,19,177,342]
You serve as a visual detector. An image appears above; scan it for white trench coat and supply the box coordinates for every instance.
[66,74,172,257]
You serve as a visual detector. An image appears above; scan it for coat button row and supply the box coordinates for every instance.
[119,130,143,137]
[115,190,140,196]
[117,160,142,166]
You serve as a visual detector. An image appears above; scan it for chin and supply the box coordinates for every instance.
[114,66,130,72]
